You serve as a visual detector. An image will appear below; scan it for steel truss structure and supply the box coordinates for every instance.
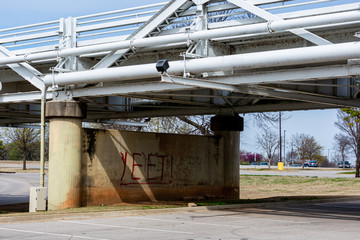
[0,0,360,124]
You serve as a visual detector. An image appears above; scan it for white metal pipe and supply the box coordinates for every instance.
[79,10,159,26]
[0,20,59,33]
[1,10,359,66]
[40,87,46,187]
[77,2,167,20]
[43,41,360,86]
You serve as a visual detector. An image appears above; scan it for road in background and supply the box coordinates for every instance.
[0,161,48,170]
[240,166,355,178]
[0,173,47,205]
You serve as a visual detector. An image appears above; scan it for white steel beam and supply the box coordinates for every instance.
[0,10,358,66]
[160,75,360,108]
[227,0,331,45]
[205,65,360,85]
[161,75,239,92]
[0,45,44,90]
[0,91,52,103]
[86,102,332,119]
[42,41,360,86]
[93,0,193,69]
[5,64,359,104]
[72,82,192,98]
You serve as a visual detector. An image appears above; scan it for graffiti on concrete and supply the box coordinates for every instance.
[118,151,203,185]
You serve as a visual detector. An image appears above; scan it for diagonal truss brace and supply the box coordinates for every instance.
[160,75,360,108]
[0,45,44,90]
[92,0,194,69]
[227,0,332,46]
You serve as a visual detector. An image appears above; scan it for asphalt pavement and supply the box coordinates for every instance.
[0,168,359,239]
[0,199,360,239]
[0,173,47,205]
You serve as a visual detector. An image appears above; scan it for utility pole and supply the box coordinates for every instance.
[279,111,282,162]
[284,130,286,166]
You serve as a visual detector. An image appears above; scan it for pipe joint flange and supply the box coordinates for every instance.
[129,38,137,52]
[267,20,275,34]
[24,53,30,64]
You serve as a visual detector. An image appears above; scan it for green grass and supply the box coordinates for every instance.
[337,171,356,175]
[240,175,360,200]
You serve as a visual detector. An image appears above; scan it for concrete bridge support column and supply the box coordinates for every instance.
[211,115,243,199]
[46,100,87,210]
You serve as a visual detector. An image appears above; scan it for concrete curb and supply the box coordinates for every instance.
[1,196,360,224]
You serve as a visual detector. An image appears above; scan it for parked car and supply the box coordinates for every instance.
[338,161,351,168]
[260,162,269,166]
[304,162,309,167]
[250,162,259,166]
[308,160,318,167]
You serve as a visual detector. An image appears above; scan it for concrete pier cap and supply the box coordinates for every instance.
[46,100,87,210]
[211,114,243,199]
[46,100,87,119]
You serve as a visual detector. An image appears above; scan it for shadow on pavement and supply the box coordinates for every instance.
[196,196,360,222]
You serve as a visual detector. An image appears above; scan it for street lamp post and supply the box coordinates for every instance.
[284,130,286,166]
[279,112,282,162]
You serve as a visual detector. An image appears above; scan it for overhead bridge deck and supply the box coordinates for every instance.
[0,0,360,124]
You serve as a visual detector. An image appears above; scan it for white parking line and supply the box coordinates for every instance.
[61,220,194,235]
[126,216,246,229]
[222,215,310,224]
[0,227,109,240]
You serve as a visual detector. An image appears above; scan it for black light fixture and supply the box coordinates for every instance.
[156,59,170,73]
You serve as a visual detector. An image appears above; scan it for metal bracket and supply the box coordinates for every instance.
[53,88,73,100]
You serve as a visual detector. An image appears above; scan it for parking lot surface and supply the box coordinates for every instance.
[0,200,359,240]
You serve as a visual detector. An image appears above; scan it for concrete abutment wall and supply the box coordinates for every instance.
[46,102,241,209]
[81,130,232,206]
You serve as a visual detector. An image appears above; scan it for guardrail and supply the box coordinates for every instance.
[0,2,167,55]
[0,0,356,57]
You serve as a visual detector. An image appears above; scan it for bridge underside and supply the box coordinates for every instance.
[0,0,360,125]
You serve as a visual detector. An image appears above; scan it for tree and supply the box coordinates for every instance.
[257,127,279,168]
[240,151,263,164]
[333,133,351,168]
[319,156,337,168]
[146,117,195,134]
[291,133,322,169]
[3,128,41,170]
[335,108,360,177]
[0,140,7,160]
[286,147,298,166]
[177,116,213,135]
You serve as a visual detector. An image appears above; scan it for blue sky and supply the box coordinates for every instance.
[0,0,357,162]
[0,0,165,28]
